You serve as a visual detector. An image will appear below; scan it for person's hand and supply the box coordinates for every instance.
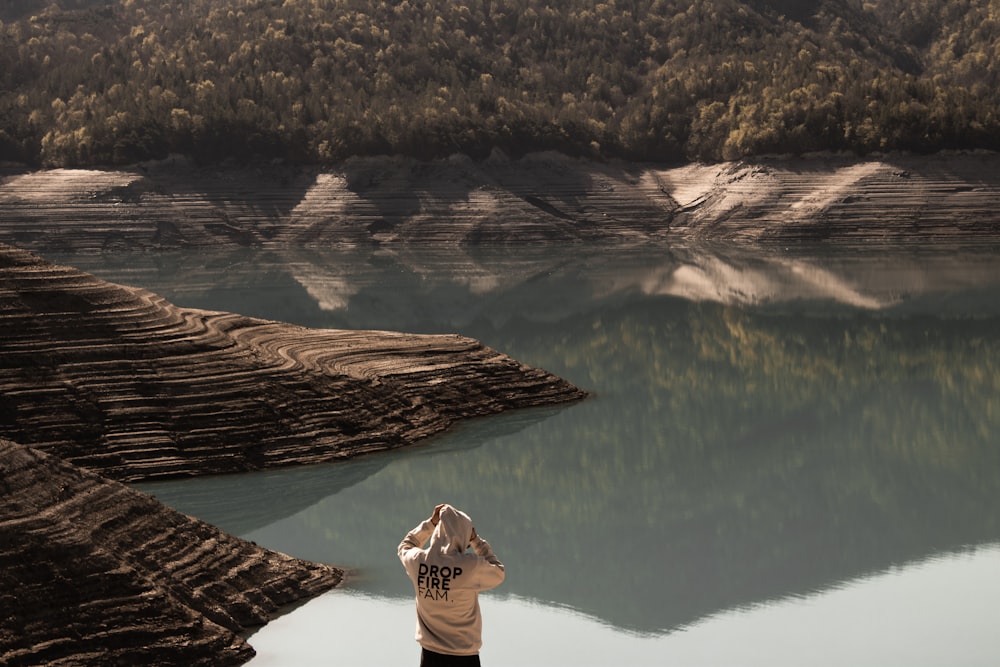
[430,504,446,526]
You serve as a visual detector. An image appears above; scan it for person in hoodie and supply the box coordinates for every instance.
[398,503,506,666]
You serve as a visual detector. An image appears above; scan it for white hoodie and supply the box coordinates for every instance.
[397,505,506,656]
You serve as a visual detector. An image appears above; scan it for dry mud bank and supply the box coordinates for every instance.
[0,244,585,665]
[0,438,340,666]
[2,151,999,251]
[0,244,584,481]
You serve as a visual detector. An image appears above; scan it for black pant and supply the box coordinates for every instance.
[420,648,481,666]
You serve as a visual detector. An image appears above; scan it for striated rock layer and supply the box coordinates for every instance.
[659,151,1000,243]
[0,243,585,665]
[0,243,586,482]
[1,151,999,251]
[0,437,341,666]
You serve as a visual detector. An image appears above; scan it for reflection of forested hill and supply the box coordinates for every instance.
[296,292,1000,634]
[125,245,1000,635]
[2,0,998,166]
[482,282,1000,630]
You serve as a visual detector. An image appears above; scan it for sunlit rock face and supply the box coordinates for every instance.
[2,152,999,252]
[654,152,1000,242]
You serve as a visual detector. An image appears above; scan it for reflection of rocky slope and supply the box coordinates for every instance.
[627,252,887,308]
[1,438,340,666]
[2,152,998,251]
[0,244,585,481]
[52,244,1000,342]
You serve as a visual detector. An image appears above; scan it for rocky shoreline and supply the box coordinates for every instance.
[2,149,998,664]
[0,244,586,664]
[1,438,340,666]
[2,151,999,251]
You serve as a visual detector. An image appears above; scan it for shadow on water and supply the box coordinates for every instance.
[133,404,569,536]
[63,242,1000,636]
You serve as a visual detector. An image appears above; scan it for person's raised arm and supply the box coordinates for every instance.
[430,503,445,526]
[397,504,446,561]
[469,526,505,589]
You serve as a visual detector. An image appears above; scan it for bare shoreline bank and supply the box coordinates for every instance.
[2,151,999,253]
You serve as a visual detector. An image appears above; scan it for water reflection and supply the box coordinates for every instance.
[138,406,564,536]
[122,242,1000,640]
[48,242,1000,335]
[242,544,1000,667]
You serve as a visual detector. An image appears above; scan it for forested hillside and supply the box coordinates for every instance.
[1,0,997,167]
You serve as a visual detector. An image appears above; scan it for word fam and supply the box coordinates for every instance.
[417,563,463,601]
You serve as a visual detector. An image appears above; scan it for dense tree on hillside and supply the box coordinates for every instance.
[0,0,998,167]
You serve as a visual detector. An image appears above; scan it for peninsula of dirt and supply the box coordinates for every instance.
[2,151,999,251]
[0,244,584,481]
[0,243,586,665]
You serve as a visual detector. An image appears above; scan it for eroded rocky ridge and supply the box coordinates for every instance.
[0,244,585,482]
[2,151,999,251]
[0,243,585,665]
[0,437,341,666]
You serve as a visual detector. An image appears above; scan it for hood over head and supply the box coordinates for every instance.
[429,504,474,554]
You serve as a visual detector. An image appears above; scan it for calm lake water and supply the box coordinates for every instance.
[50,242,1000,666]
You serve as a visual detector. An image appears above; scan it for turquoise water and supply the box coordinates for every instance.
[54,242,1000,666]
